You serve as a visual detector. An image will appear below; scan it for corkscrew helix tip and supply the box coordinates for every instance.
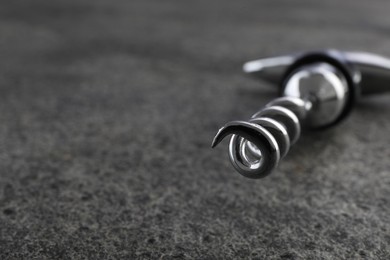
[212,49,390,179]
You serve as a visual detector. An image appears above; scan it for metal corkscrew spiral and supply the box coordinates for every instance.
[212,50,390,179]
[212,97,308,178]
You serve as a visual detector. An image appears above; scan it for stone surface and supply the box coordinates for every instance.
[0,0,389,259]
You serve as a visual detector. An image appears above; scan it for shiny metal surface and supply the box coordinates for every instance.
[212,50,390,179]
[252,105,301,144]
[283,63,349,128]
[243,50,390,96]
[344,52,390,95]
[212,97,305,179]
[243,55,295,85]
[249,117,290,158]
[212,121,280,179]
[266,96,309,120]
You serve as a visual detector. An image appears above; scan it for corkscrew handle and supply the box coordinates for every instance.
[244,50,390,96]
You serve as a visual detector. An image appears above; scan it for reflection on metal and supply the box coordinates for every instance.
[212,50,390,179]
[244,50,390,95]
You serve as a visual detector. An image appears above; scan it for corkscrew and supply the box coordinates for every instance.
[212,50,390,179]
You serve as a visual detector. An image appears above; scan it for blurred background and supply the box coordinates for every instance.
[0,0,389,259]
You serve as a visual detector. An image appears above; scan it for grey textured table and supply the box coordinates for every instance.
[0,0,389,259]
